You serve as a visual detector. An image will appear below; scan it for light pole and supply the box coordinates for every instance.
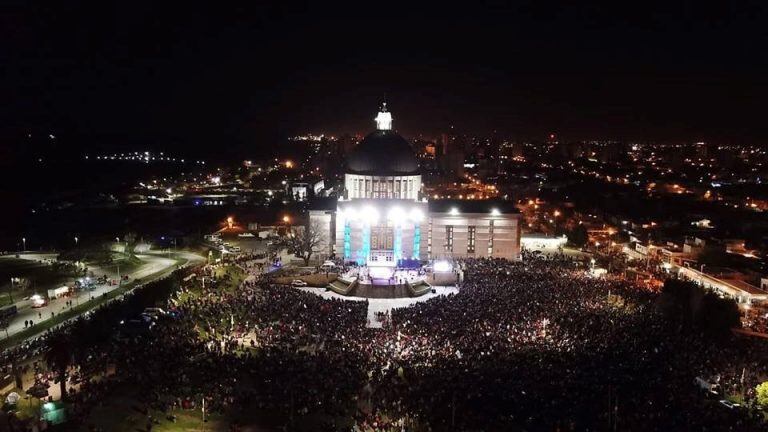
[74,236,79,246]
[21,237,26,252]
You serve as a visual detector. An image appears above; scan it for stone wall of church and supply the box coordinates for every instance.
[427,213,521,260]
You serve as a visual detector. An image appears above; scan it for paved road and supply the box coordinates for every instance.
[1,251,203,339]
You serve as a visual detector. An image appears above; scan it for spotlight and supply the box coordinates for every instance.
[387,207,405,224]
[409,208,424,222]
[362,206,379,225]
[346,208,360,221]
[433,260,452,272]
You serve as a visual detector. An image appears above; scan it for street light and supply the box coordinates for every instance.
[74,236,79,246]
[21,237,26,252]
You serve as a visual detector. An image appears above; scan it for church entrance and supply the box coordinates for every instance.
[369,224,395,266]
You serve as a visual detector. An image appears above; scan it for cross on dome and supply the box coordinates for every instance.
[374,102,393,130]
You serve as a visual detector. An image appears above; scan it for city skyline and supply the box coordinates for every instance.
[3,1,768,164]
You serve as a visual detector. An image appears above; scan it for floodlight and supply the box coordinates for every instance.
[362,206,379,225]
[409,208,424,222]
[387,207,406,224]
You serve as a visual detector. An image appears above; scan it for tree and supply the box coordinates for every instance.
[756,382,768,408]
[657,279,740,341]
[123,232,139,258]
[44,336,72,402]
[696,292,741,339]
[287,221,327,266]
[0,320,8,338]
[567,225,588,248]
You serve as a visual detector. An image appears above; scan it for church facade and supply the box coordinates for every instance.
[309,105,521,265]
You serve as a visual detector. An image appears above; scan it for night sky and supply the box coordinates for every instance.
[3,1,768,161]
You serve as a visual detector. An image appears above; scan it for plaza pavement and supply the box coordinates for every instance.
[299,286,459,328]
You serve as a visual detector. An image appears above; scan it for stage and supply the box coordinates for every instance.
[331,265,456,299]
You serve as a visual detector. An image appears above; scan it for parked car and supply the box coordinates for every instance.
[719,400,740,410]
[290,279,308,287]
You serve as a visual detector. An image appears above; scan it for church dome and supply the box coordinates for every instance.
[346,130,419,175]
[346,103,419,176]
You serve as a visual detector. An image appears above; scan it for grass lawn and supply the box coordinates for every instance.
[8,390,43,422]
[98,253,145,276]
[214,265,246,292]
[81,389,301,431]
[82,393,227,432]
[0,258,42,279]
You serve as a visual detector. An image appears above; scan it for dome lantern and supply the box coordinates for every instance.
[374,102,393,130]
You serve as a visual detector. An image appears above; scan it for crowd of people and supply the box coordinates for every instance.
[742,306,768,334]
[2,251,767,431]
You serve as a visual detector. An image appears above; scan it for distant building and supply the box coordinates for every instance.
[677,266,768,305]
[437,132,465,178]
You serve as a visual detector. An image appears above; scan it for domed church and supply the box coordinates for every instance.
[309,104,522,267]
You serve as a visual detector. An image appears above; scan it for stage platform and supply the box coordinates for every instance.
[329,278,433,299]
[350,283,415,299]
[329,267,434,298]
[328,266,457,299]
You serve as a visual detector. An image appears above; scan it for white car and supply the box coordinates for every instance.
[719,400,740,409]
[290,279,308,287]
